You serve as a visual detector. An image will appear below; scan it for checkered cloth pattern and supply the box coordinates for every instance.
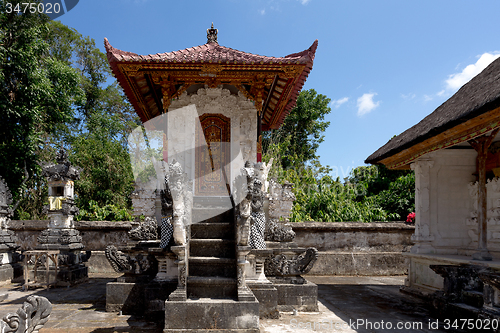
[249,212,266,249]
[160,216,173,248]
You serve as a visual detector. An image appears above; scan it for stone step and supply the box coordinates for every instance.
[191,222,234,239]
[192,208,234,224]
[187,276,237,299]
[164,296,259,332]
[189,239,235,258]
[189,257,236,277]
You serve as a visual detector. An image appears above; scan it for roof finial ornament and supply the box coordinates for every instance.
[207,22,218,44]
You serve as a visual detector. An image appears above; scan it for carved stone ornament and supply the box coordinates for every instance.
[105,245,152,275]
[265,220,295,242]
[0,295,52,333]
[234,163,254,246]
[128,217,158,241]
[105,245,132,273]
[41,148,81,182]
[207,23,218,44]
[264,247,318,277]
[168,160,192,246]
[179,266,186,287]
[0,176,13,218]
[37,229,82,245]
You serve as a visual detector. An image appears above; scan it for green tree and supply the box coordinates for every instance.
[70,110,134,221]
[263,89,331,170]
[10,18,138,219]
[0,1,84,211]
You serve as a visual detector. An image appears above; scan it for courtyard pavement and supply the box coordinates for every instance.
[0,274,449,333]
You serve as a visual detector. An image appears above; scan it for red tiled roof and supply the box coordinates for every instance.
[104,38,317,127]
[105,39,317,66]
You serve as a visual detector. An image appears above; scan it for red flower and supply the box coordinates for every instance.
[406,212,415,223]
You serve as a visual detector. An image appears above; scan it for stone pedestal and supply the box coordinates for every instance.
[36,230,88,286]
[105,240,177,320]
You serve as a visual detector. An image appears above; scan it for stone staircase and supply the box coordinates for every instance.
[188,197,237,299]
[164,196,259,332]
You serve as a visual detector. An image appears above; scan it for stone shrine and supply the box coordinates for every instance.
[35,148,88,285]
[0,176,21,282]
[105,25,318,331]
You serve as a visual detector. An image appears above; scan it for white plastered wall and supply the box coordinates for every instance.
[411,149,477,255]
[168,86,257,193]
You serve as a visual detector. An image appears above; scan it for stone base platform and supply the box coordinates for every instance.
[402,252,500,295]
[247,281,279,319]
[106,279,177,318]
[0,263,22,283]
[272,280,318,312]
[164,298,260,332]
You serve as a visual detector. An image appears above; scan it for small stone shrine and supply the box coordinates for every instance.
[0,176,21,282]
[36,148,88,285]
[105,25,318,331]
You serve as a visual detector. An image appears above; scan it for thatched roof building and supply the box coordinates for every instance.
[366,57,500,169]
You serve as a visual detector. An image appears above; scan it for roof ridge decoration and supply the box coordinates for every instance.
[207,23,218,44]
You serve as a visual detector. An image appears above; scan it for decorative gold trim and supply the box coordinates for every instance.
[382,107,500,169]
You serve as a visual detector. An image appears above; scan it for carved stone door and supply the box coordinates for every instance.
[195,114,231,196]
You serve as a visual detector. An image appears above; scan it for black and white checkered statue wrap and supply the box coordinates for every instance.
[160,171,174,248]
[249,178,266,249]
[160,216,173,248]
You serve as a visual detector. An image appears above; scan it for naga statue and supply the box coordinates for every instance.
[105,245,152,275]
[0,296,52,333]
[265,247,318,277]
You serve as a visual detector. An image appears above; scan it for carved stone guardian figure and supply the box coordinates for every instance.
[249,179,266,249]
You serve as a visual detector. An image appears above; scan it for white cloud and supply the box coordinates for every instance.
[357,93,379,116]
[401,93,416,100]
[332,97,348,108]
[299,0,311,4]
[260,9,266,15]
[445,52,500,91]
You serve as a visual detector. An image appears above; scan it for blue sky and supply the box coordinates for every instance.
[59,0,500,179]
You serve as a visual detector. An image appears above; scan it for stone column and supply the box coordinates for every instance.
[410,159,435,254]
[237,246,255,301]
[168,245,187,301]
[469,130,498,261]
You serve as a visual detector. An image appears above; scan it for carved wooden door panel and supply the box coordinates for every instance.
[195,114,231,196]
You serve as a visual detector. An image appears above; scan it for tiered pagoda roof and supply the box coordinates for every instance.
[105,29,317,130]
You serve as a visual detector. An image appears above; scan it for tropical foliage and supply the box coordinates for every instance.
[263,90,415,222]
[1,6,137,220]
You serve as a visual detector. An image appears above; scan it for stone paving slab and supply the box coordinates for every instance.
[0,274,448,333]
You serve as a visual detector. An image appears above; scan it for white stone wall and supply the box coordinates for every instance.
[131,183,156,218]
[168,86,258,192]
[410,149,477,255]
